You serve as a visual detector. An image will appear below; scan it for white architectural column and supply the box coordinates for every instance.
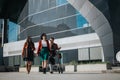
[67,0,114,63]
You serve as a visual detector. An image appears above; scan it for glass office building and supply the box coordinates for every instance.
[18,0,94,42]
[3,0,103,66]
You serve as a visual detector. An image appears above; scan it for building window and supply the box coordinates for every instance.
[56,0,68,5]
[8,21,19,42]
[78,47,102,61]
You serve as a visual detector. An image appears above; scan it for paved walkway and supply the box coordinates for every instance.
[0,72,120,80]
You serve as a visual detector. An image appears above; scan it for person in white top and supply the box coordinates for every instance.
[37,33,50,74]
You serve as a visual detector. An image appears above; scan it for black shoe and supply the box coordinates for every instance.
[43,68,46,74]
[50,71,53,74]
[27,70,30,74]
[43,72,46,74]
[27,72,29,74]
[58,71,60,74]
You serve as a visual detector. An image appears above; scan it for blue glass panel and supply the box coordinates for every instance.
[56,0,67,5]
[8,21,19,42]
[76,14,88,27]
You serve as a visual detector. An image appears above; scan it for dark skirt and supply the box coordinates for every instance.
[23,47,34,61]
[40,47,49,61]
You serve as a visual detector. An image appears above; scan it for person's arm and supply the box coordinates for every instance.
[47,40,51,52]
[22,43,26,57]
[56,43,61,50]
[32,42,35,51]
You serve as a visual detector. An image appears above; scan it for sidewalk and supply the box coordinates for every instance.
[103,67,120,73]
[0,72,120,80]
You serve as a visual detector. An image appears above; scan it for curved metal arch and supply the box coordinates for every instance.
[67,0,114,63]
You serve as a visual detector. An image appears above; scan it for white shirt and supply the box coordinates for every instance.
[42,40,47,47]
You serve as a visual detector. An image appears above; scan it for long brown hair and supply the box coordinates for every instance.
[26,36,34,47]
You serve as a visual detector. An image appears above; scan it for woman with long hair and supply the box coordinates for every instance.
[22,36,35,74]
[37,33,50,74]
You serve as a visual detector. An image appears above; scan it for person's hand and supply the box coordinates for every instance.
[58,47,61,50]
[22,54,24,58]
[34,53,38,56]
[36,53,38,56]
[22,52,24,58]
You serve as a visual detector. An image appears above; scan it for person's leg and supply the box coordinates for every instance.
[43,60,48,74]
[43,60,46,74]
[57,59,61,74]
[28,61,32,74]
[58,64,60,73]
[40,55,44,72]
[49,64,53,73]
[49,64,52,72]
[60,64,63,73]
[40,48,44,71]
[26,61,29,73]
[41,61,44,73]
[42,61,44,68]
[42,48,49,74]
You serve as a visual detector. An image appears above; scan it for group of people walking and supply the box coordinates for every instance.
[22,33,62,74]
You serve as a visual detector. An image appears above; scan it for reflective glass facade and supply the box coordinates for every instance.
[3,0,102,66]
[8,21,19,42]
[18,0,94,42]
